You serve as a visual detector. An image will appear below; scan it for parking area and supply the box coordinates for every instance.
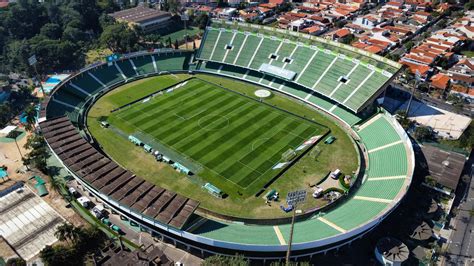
[0,186,64,260]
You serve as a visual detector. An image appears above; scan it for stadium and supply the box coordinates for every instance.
[38,20,414,261]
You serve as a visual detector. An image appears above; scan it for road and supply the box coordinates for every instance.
[390,82,473,117]
[446,163,474,266]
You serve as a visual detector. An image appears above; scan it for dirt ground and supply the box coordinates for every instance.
[0,129,84,227]
[179,39,201,50]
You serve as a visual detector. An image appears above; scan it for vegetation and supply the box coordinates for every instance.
[202,254,249,266]
[23,133,49,173]
[395,110,413,130]
[5,258,26,266]
[40,223,107,266]
[415,126,433,141]
[87,74,358,218]
[0,85,35,128]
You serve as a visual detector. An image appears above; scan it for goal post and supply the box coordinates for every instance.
[281,148,296,161]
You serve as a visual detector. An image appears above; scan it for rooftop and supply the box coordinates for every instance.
[109,5,171,24]
[421,145,467,191]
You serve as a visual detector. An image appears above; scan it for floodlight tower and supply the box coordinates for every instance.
[285,189,307,265]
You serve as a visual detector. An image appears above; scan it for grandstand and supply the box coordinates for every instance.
[197,20,401,113]
[45,50,192,124]
[38,23,413,259]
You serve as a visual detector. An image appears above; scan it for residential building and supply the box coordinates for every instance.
[448,59,474,89]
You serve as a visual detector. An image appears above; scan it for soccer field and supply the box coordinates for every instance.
[109,78,327,194]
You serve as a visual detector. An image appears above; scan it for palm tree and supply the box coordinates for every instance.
[55,222,76,245]
[23,104,37,132]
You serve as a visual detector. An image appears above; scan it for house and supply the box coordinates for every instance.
[289,19,314,32]
[430,73,450,91]
[109,4,172,33]
[332,28,351,41]
[400,61,432,80]
[448,59,474,89]
[413,11,432,24]
[300,25,326,36]
[353,14,381,29]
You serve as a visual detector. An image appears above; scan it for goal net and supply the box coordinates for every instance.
[281,148,297,161]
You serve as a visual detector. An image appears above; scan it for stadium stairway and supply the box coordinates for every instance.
[190,112,411,248]
[197,25,400,113]
[198,61,363,127]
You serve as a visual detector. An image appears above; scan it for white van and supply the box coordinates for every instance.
[330,169,341,179]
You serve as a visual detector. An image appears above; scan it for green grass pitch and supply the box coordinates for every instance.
[109,78,327,194]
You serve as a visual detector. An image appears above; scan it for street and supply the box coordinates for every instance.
[446,163,474,266]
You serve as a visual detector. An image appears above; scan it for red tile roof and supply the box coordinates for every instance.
[334,28,351,38]
[402,61,432,76]
[430,73,450,90]
[301,25,322,33]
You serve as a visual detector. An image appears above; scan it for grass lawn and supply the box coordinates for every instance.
[161,26,202,42]
[109,78,327,196]
[87,74,359,218]
[85,48,113,65]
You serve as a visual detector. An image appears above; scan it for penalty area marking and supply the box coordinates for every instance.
[251,138,270,151]
[198,115,230,130]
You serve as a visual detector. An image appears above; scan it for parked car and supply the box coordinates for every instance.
[68,187,80,198]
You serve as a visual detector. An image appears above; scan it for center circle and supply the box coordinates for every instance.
[255,89,272,98]
[198,115,230,130]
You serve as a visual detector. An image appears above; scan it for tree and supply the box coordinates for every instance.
[0,103,12,128]
[414,126,432,141]
[23,104,37,132]
[174,39,179,49]
[404,41,415,51]
[23,134,49,173]
[395,110,413,130]
[459,121,474,150]
[55,222,78,245]
[167,37,172,48]
[40,245,78,266]
[194,13,209,30]
[100,23,139,53]
[334,20,347,29]
[40,23,62,39]
[164,0,181,13]
[5,258,26,266]
[193,40,196,50]
[387,53,400,61]
[202,254,249,266]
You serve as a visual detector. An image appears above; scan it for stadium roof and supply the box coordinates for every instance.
[109,5,171,24]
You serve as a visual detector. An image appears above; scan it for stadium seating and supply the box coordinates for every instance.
[88,64,124,87]
[198,26,400,113]
[43,46,411,250]
[45,51,192,123]
[131,55,156,75]
[70,72,104,95]
[115,59,137,79]
[199,61,363,126]
[358,116,401,150]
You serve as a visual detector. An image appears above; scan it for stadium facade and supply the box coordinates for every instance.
[38,20,414,261]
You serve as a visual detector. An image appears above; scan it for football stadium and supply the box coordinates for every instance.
[38,20,414,260]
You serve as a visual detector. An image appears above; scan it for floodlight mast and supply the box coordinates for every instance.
[286,202,297,265]
[285,190,306,265]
